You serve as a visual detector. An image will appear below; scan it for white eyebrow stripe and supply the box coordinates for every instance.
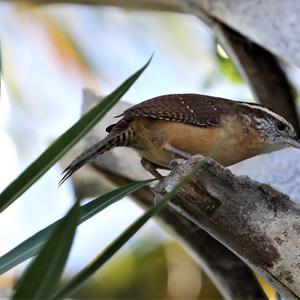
[239,103,289,124]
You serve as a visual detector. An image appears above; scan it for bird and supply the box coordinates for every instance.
[59,93,300,185]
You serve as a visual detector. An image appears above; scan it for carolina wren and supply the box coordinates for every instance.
[60,93,300,184]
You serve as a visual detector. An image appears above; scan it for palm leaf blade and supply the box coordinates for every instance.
[0,179,154,274]
[12,201,80,299]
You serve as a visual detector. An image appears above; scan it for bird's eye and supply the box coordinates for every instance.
[276,122,286,131]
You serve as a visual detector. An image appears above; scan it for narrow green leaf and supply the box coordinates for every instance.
[0,179,154,274]
[54,160,204,299]
[0,56,152,213]
[13,201,80,300]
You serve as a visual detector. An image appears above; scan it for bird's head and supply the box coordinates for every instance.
[237,102,300,152]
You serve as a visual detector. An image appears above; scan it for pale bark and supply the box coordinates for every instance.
[188,0,300,68]
[154,156,300,299]
[90,165,267,300]
[213,24,300,134]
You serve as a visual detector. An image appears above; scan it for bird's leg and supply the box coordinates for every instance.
[163,145,193,159]
[163,145,202,169]
[140,157,163,178]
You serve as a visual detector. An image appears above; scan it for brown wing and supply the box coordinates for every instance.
[122,94,236,128]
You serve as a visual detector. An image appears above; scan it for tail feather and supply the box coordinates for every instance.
[58,130,133,186]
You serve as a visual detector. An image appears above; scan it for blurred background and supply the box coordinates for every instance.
[1,2,298,299]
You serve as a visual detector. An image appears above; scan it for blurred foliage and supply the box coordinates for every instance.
[16,3,98,83]
[256,275,277,300]
[73,242,168,298]
[290,84,299,104]
[216,43,244,85]
[72,240,223,299]
[71,239,276,299]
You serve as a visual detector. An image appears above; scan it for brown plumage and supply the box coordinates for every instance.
[117,93,233,127]
[59,93,300,185]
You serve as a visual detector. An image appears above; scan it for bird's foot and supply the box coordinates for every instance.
[140,157,163,179]
[168,158,185,168]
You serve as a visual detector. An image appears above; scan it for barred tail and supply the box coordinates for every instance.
[58,129,134,186]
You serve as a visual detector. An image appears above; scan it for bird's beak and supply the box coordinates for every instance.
[287,137,300,149]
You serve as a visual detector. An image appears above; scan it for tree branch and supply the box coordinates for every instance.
[153,156,300,299]
[90,164,267,300]
[10,0,185,13]
[214,24,300,134]
[186,0,300,68]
